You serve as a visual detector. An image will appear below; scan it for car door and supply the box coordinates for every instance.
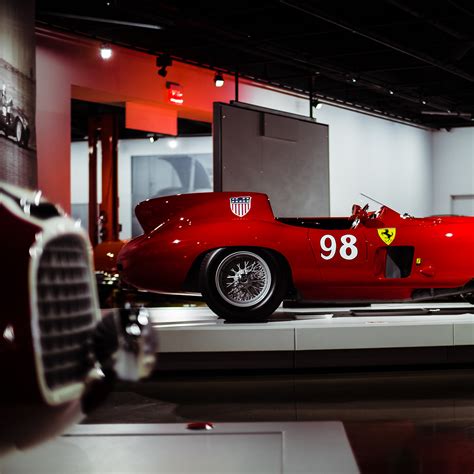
[308,224,370,286]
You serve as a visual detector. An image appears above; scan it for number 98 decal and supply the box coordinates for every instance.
[320,234,358,261]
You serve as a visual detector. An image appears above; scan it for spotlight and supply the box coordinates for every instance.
[389,90,394,95]
[168,138,178,149]
[158,66,167,77]
[214,72,224,87]
[99,43,112,60]
[312,99,323,110]
[156,54,172,77]
[148,134,159,143]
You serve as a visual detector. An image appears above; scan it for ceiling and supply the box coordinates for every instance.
[37,0,474,129]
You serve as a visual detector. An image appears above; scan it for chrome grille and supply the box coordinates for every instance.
[36,235,96,391]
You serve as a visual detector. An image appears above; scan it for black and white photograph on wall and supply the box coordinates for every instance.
[0,0,36,187]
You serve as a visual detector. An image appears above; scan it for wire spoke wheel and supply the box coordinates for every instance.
[200,247,288,322]
[215,252,271,307]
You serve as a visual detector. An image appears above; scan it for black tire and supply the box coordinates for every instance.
[13,119,29,148]
[199,248,287,323]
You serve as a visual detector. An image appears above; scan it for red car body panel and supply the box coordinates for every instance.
[118,192,474,303]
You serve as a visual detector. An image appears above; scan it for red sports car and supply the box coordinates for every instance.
[118,192,474,322]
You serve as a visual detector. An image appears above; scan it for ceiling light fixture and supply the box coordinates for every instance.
[99,43,112,60]
[214,72,224,87]
[312,99,323,110]
[156,54,172,77]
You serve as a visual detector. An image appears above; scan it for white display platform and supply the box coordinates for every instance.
[2,422,359,473]
[148,303,474,353]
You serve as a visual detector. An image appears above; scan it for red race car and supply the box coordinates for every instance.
[118,192,474,322]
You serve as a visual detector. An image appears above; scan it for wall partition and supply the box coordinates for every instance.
[214,102,329,218]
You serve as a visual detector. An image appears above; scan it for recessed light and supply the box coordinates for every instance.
[99,43,112,60]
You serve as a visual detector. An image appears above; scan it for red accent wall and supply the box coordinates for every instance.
[125,102,177,136]
[35,29,237,211]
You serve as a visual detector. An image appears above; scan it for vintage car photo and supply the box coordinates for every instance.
[0,84,30,148]
[117,192,474,322]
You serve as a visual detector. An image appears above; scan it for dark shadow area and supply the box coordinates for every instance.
[82,366,474,472]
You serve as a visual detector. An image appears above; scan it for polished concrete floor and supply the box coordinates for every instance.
[84,367,474,473]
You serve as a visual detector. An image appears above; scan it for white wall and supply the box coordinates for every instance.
[432,128,474,215]
[241,85,433,216]
[71,141,101,204]
[118,136,212,238]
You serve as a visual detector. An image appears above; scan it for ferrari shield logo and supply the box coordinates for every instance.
[378,228,396,245]
[230,196,252,217]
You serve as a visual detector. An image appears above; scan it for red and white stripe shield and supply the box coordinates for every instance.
[230,196,252,217]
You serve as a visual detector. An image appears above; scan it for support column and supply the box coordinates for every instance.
[87,117,98,246]
[99,114,120,242]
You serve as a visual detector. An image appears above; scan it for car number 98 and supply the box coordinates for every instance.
[320,234,358,260]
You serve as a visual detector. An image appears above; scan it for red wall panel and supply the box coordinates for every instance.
[125,102,177,136]
[35,29,237,211]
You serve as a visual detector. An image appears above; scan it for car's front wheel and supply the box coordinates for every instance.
[199,248,287,322]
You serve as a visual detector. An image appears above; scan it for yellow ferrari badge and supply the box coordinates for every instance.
[377,228,396,245]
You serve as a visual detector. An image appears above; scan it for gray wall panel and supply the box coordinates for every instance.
[214,102,329,217]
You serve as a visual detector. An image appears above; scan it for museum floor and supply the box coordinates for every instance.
[77,366,474,473]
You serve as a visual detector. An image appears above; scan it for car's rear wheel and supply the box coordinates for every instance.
[199,248,287,322]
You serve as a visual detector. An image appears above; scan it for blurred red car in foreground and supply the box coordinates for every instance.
[0,182,155,456]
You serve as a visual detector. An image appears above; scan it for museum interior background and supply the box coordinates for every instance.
[37,28,474,235]
[2,1,474,473]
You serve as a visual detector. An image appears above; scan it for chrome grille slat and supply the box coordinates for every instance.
[36,235,96,391]
[41,343,85,357]
[38,278,90,286]
[38,303,94,319]
[40,317,96,339]
[38,294,92,304]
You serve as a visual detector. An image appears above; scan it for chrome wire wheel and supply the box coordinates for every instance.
[215,251,272,307]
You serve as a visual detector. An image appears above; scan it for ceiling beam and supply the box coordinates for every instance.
[385,0,470,41]
[280,0,474,84]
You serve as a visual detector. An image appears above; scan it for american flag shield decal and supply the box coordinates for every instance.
[230,196,252,217]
